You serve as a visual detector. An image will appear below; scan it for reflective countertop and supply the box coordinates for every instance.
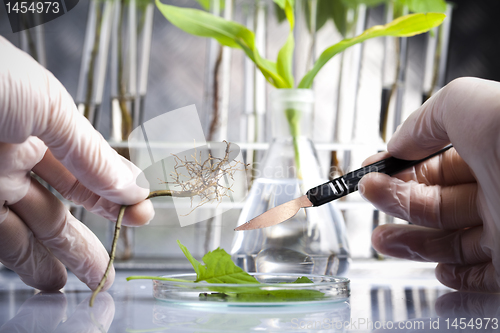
[0,260,498,332]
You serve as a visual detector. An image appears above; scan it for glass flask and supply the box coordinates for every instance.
[231,89,350,276]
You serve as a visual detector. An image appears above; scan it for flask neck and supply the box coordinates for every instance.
[271,89,314,138]
[261,136,321,180]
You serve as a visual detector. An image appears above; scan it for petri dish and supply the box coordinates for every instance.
[152,273,349,307]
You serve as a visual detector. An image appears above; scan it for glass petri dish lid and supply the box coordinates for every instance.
[153,273,349,307]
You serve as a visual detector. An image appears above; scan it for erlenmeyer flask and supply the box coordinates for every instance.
[231,89,350,276]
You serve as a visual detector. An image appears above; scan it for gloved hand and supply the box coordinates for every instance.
[0,36,154,292]
[359,77,500,292]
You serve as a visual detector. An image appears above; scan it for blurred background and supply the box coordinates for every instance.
[1,0,499,268]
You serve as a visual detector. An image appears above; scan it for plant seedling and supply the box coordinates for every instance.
[89,142,246,306]
[155,0,445,174]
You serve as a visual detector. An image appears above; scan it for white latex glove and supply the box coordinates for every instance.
[0,36,154,291]
[359,77,500,292]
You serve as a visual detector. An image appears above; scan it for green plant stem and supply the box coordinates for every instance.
[89,189,194,307]
[89,204,126,307]
[207,44,223,141]
[117,0,133,145]
[285,108,302,179]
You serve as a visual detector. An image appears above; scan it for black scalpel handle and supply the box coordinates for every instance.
[306,144,453,207]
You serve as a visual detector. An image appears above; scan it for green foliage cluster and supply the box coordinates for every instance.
[156,0,445,90]
[154,0,445,174]
[283,0,446,38]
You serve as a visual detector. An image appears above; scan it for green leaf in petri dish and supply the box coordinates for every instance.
[127,241,324,301]
[177,240,260,284]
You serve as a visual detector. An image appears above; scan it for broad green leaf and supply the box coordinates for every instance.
[274,0,295,88]
[377,12,445,35]
[304,0,334,33]
[397,0,447,13]
[156,0,287,88]
[273,2,287,23]
[393,0,406,18]
[298,12,445,88]
[196,0,211,10]
[178,240,260,284]
[273,0,294,9]
[224,288,324,301]
[207,275,323,301]
[302,0,355,38]
[316,0,331,32]
[201,288,324,302]
[331,0,348,37]
[177,240,204,277]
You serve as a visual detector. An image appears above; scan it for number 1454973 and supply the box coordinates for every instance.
[5,1,60,14]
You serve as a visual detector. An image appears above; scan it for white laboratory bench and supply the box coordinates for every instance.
[0,260,498,332]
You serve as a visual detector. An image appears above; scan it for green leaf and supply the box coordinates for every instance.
[304,0,336,33]
[194,0,225,12]
[195,0,211,10]
[201,288,324,302]
[376,12,445,35]
[208,275,323,301]
[331,0,349,37]
[178,240,260,284]
[127,242,324,302]
[155,0,288,88]
[397,0,447,13]
[224,288,324,302]
[316,0,332,32]
[274,0,295,88]
[273,0,294,9]
[291,276,314,283]
[176,240,204,277]
[298,12,445,88]
[273,2,287,23]
[177,241,323,300]
[393,0,406,18]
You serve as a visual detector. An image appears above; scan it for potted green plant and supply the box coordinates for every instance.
[152,0,445,277]
[155,0,444,174]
